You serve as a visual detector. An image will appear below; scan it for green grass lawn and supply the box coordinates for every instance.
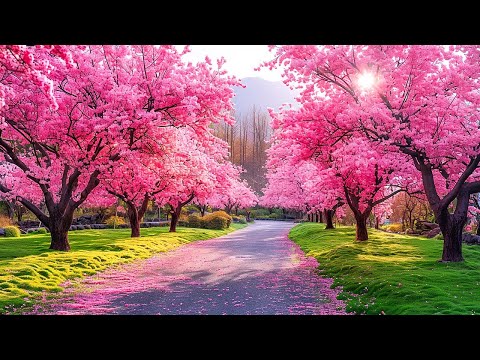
[289,223,480,315]
[0,224,246,314]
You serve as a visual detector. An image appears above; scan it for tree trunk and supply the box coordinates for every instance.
[319,211,323,223]
[437,212,465,262]
[126,202,140,238]
[324,209,334,229]
[50,227,70,251]
[246,211,251,222]
[4,201,14,220]
[477,221,480,236]
[15,204,25,223]
[235,206,239,216]
[354,213,369,241]
[200,205,206,217]
[169,206,182,232]
[48,210,74,251]
[375,216,380,229]
[315,213,319,223]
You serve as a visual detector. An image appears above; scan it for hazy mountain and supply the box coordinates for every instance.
[233,77,298,115]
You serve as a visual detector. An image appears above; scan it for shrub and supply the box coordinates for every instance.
[0,215,13,227]
[105,216,126,228]
[434,233,444,240]
[253,208,270,217]
[294,219,309,223]
[4,226,21,237]
[188,214,203,228]
[231,215,247,224]
[201,211,231,230]
[204,216,228,230]
[31,227,48,234]
[211,211,232,227]
[383,223,403,233]
[178,220,189,227]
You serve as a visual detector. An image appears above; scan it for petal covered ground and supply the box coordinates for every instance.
[33,221,347,315]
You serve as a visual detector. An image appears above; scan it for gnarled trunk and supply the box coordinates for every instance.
[324,209,334,229]
[50,227,70,251]
[169,193,195,232]
[437,211,465,262]
[48,209,74,251]
[127,203,140,238]
[169,206,181,232]
[354,213,369,241]
[0,155,103,252]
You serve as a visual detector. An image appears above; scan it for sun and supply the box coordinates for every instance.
[357,71,376,90]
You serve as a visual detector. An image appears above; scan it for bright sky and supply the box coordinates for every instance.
[175,45,283,82]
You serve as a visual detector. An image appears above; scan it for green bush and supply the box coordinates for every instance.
[213,211,232,226]
[205,211,232,227]
[187,214,203,228]
[383,223,403,233]
[252,208,270,217]
[178,220,189,227]
[4,226,21,237]
[232,215,247,224]
[201,211,231,230]
[204,216,228,230]
[105,216,126,228]
[31,228,48,234]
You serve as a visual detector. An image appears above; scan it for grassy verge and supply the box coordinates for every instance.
[0,224,246,313]
[289,223,480,315]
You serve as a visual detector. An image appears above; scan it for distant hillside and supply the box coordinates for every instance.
[215,77,298,195]
[233,77,298,115]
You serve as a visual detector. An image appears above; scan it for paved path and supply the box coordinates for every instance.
[39,221,347,315]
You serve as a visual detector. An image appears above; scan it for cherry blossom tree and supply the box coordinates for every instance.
[147,128,239,233]
[101,152,170,237]
[0,45,238,251]
[266,98,418,240]
[262,133,345,228]
[263,45,480,261]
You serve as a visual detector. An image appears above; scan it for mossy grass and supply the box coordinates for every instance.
[289,223,480,315]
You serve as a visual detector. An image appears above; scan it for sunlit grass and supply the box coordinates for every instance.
[0,224,246,313]
[289,223,480,315]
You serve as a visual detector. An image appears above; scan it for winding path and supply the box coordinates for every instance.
[40,221,347,315]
